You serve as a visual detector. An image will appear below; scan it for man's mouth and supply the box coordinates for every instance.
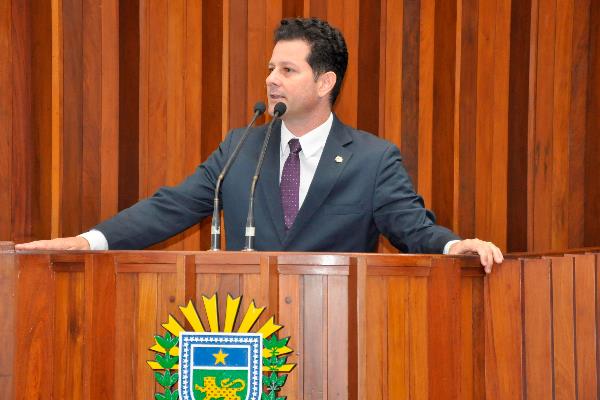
[269,94,285,101]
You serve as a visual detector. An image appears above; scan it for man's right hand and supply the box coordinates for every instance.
[15,236,91,251]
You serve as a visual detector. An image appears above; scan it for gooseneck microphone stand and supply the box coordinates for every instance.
[210,101,266,251]
[243,102,287,251]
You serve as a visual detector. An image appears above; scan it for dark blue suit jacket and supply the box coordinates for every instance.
[95,116,459,252]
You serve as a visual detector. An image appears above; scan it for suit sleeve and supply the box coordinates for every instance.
[373,144,460,253]
[93,131,235,249]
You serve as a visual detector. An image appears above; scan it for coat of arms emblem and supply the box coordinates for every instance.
[179,332,261,400]
[148,294,295,400]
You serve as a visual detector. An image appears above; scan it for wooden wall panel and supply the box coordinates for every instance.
[61,0,84,236]
[7,0,44,244]
[523,258,553,399]
[506,0,531,252]
[0,0,13,241]
[585,0,600,247]
[118,0,140,212]
[474,0,510,248]
[58,0,119,237]
[0,253,16,399]
[550,257,576,400]
[569,0,590,250]
[327,275,348,398]
[454,0,478,239]
[485,259,523,399]
[14,255,55,398]
[3,0,600,254]
[431,0,458,230]
[53,272,85,399]
[277,274,302,399]
[528,0,598,252]
[573,254,598,398]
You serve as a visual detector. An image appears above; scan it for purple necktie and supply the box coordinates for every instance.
[280,138,302,229]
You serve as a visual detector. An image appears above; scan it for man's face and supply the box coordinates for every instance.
[266,39,324,121]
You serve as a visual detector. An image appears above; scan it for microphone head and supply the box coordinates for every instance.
[253,101,266,116]
[273,102,287,117]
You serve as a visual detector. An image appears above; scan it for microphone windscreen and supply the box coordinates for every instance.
[274,102,287,116]
[254,101,266,115]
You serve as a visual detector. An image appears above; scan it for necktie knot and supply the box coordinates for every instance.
[288,138,302,155]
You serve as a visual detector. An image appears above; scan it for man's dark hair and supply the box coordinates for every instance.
[274,18,348,105]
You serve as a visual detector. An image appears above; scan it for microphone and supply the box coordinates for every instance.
[210,101,267,251]
[243,102,287,251]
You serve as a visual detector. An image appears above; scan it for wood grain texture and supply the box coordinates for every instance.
[365,275,387,399]
[568,0,589,249]
[10,0,35,243]
[0,0,12,241]
[327,274,348,398]
[454,0,478,238]
[550,256,576,400]
[136,273,159,398]
[485,258,523,399]
[14,255,55,399]
[475,0,510,249]
[585,0,600,247]
[416,0,434,203]
[53,272,85,399]
[573,254,598,398]
[387,277,409,399]
[31,0,52,240]
[302,274,325,398]
[507,0,531,252]
[114,273,137,399]
[83,254,116,399]
[0,253,16,399]
[7,250,600,398]
[278,273,302,399]
[409,276,429,400]
[428,257,460,399]
[61,0,84,236]
[430,0,456,230]
[347,257,366,400]
[523,257,553,399]
[118,0,140,212]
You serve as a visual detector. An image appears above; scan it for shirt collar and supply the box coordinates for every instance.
[280,113,333,158]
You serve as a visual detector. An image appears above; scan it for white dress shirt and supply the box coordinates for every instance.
[81,112,458,253]
[279,113,333,207]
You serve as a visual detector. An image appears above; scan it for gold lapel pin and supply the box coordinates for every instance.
[335,155,343,163]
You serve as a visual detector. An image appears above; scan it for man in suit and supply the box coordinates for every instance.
[17,18,503,271]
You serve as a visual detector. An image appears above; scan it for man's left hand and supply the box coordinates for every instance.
[448,238,503,274]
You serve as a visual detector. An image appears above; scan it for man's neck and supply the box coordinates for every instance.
[283,108,332,137]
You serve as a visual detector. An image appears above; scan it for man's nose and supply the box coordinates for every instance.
[266,69,279,86]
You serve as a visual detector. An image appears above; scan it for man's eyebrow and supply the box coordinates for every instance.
[270,61,299,68]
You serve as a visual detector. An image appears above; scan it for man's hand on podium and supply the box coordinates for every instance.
[15,236,91,251]
[448,238,504,274]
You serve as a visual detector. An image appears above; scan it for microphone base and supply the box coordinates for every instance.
[243,235,255,251]
[210,234,221,251]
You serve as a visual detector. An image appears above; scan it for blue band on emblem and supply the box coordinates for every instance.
[179,332,262,400]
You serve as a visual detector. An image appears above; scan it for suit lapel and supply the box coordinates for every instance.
[258,121,287,244]
[284,117,354,246]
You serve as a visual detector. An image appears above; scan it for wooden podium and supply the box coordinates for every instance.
[2,244,599,399]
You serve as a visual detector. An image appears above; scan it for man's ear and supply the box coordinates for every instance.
[317,71,337,99]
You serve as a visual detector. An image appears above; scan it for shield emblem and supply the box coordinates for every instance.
[179,332,263,400]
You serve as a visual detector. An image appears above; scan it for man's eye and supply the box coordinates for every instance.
[284,67,293,73]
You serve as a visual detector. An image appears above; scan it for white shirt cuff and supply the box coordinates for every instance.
[78,229,109,251]
[443,240,460,255]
